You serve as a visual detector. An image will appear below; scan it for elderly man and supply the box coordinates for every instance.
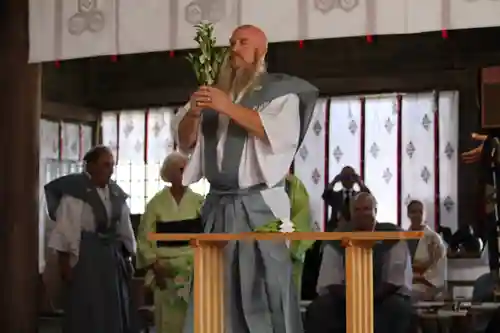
[137,152,204,333]
[301,167,370,299]
[172,24,318,333]
[304,192,413,333]
[45,146,136,333]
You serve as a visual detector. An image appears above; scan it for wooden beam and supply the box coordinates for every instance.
[42,101,99,123]
[91,69,472,110]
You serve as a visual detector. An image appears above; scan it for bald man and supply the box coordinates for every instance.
[305,193,413,333]
[172,25,318,333]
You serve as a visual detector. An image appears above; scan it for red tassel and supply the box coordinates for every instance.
[55,60,61,68]
[111,55,118,62]
[441,29,448,39]
[366,35,373,43]
[298,40,304,49]
[169,50,175,58]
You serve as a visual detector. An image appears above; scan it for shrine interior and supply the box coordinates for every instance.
[4,10,500,332]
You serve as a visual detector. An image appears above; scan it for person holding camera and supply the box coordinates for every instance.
[322,166,370,231]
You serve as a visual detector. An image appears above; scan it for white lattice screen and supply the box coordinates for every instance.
[294,91,459,232]
[101,108,210,214]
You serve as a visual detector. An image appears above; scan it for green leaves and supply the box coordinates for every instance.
[254,221,281,233]
[186,22,229,85]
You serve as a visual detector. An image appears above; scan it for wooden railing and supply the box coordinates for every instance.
[149,231,422,333]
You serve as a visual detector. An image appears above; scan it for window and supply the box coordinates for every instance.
[101,109,210,214]
[39,119,93,272]
[294,92,459,232]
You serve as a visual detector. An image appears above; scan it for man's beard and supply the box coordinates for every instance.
[215,53,265,97]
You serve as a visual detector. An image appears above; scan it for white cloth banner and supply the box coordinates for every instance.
[29,0,500,62]
[146,108,175,163]
[294,92,459,231]
[363,96,399,225]
[294,99,327,231]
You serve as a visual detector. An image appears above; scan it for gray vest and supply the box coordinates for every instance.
[45,173,128,234]
[328,223,402,291]
[201,73,318,191]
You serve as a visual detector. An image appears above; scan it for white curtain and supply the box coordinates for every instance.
[364,96,399,225]
[400,93,436,230]
[116,111,146,213]
[295,91,459,232]
[328,97,363,222]
[101,112,119,158]
[30,0,500,62]
[294,99,327,231]
[438,91,459,232]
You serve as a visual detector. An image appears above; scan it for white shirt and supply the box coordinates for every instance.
[171,94,303,226]
[410,225,447,297]
[317,226,413,297]
[48,188,136,267]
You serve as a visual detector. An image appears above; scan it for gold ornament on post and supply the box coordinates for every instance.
[186,22,229,86]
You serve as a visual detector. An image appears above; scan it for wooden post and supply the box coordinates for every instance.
[0,0,41,332]
[151,232,422,333]
[192,240,225,333]
[344,240,375,333]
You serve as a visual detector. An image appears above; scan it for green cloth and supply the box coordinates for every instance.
[136,187,204,333]
[286,174,314,294]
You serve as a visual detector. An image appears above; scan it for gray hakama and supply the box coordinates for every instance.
[305,223,413,333]
[181,74,318,333]
[471,272,498,333]
[45,174,136,333]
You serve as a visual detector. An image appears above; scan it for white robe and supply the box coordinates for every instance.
[411,225,447,298]
[171,94,301,226]
[48,187,137,267]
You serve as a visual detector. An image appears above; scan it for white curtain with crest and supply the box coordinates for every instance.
[294,92,459,232]
[294,99,327,231]
[30,0,500,62]
[400,93,437,230]
[364,96,399,225]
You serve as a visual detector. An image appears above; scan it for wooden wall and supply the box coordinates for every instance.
[42,27,500,230]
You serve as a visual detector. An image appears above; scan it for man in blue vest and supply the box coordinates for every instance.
[45,146,137,333]
[304,192,413,333]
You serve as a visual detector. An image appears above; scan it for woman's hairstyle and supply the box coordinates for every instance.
[160,151,187,183]
[407,199,423,210]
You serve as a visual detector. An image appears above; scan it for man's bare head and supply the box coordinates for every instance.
[229,25,268,69]
[351,192,377,231]
[216,25,268,95]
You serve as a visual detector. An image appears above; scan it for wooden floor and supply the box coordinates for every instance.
[39,318,155,333]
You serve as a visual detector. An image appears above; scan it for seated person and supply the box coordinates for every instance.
[304,192,413,333]
[301,166,369,300]
[406,200,447,300]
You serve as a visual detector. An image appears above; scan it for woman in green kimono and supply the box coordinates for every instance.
[136,152,204,333]
[286,173,314,294]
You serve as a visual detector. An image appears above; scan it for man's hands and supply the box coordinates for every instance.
[461,132,487,164]
[188,93,203,117]
[58,252,72,282]
[192,86,233,114]
[152,261,173,290]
